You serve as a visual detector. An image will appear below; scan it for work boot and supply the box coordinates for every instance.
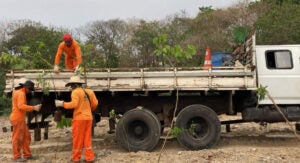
[13,157,27,162]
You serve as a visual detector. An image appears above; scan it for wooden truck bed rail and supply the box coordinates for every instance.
[5,67,257,93]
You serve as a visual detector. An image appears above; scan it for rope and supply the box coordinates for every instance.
[266,91,300,140]
[157,89,179,162]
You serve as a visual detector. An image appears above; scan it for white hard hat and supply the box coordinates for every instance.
[65,76,85,87]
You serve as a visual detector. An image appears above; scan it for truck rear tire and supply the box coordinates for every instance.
[116,108,161,152]
[175,104,220,150]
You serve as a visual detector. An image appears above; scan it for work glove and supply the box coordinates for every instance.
[55,100,64,107]
[74,65,80,73]
[54,65,60,73]
[33,104,42,112]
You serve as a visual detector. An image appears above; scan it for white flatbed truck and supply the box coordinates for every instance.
[4,35,300,151]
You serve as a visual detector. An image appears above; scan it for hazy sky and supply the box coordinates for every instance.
[0,0,242,28]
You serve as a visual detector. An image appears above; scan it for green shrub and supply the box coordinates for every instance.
[0,94,11,116]
[170,126,183,137]
[56,115,72,129]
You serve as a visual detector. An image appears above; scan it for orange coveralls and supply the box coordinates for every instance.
[63,88,98,162]
[54,40,82,69]
[9,88,34,160]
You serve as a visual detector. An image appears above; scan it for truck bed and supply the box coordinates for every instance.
[5,67,257,93]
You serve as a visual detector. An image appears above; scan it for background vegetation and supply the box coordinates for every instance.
[0,0,299,115]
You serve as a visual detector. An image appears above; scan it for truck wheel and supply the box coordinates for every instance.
[116,108,161,152]
[175,104,220,150]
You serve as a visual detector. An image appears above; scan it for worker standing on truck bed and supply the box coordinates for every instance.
[55,76,98,163]
[10,80,42,162]
[53,33,82,73]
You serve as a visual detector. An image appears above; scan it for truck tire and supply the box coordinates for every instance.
[116,108,161,152]
[175,104,220,150]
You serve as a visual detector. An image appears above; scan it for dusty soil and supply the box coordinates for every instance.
[1,114,300,163]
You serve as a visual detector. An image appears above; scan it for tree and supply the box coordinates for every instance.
[253,1,300,44]
[153,34,196,67]
[0,20,43,43]
[162,13,196,67]
[0,52,28,107]
[2,23,63,68]
[131,20,161,67]
[0,21,70,100]
[187,7,233,66]
[84,19,129,68]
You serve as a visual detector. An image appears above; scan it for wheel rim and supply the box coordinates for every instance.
[186,117,209,139]
[128,120,149,141]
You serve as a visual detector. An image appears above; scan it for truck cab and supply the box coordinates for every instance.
[255,44,300,104]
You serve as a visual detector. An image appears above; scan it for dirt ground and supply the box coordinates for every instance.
[1,114,300,163]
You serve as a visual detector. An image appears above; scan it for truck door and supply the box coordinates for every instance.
[256,45,300,104]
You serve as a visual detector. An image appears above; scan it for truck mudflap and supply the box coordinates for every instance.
[175,104,221,150]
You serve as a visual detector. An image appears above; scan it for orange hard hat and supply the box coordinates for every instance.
[63,33,72,41]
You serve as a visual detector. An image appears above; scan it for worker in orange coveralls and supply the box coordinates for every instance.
[10,80,42,162]
[53,33,82,73]
[55,76,98,163]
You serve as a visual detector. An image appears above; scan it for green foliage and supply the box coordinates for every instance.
[131,20,161,67]
[80,43,105,68]
[257,85,267,101]
[233,26,250,43]
[56,115,72,129]
[162,15,192,51]
[0,94,11,116]
[0,52,28,69]
[0,56,50,114]
[153,34,196,67]
[3,24,62,68]
[0,2,298,70]
[170,126,183,137]
[0,68,5,97]
[170,123,201,138]
[256,85,268,107]
[188,122,197,135]
[198,6,214,13]
[85,19,128,68]
[109,109,116,120]
[261,0,300,5]
[36,72,50,96]
[254,1,300,44]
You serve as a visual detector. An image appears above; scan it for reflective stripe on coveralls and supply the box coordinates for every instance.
[9,87,34,159]
[72,120,93,162]
[11,121,31,159]
[63,87,98,161]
